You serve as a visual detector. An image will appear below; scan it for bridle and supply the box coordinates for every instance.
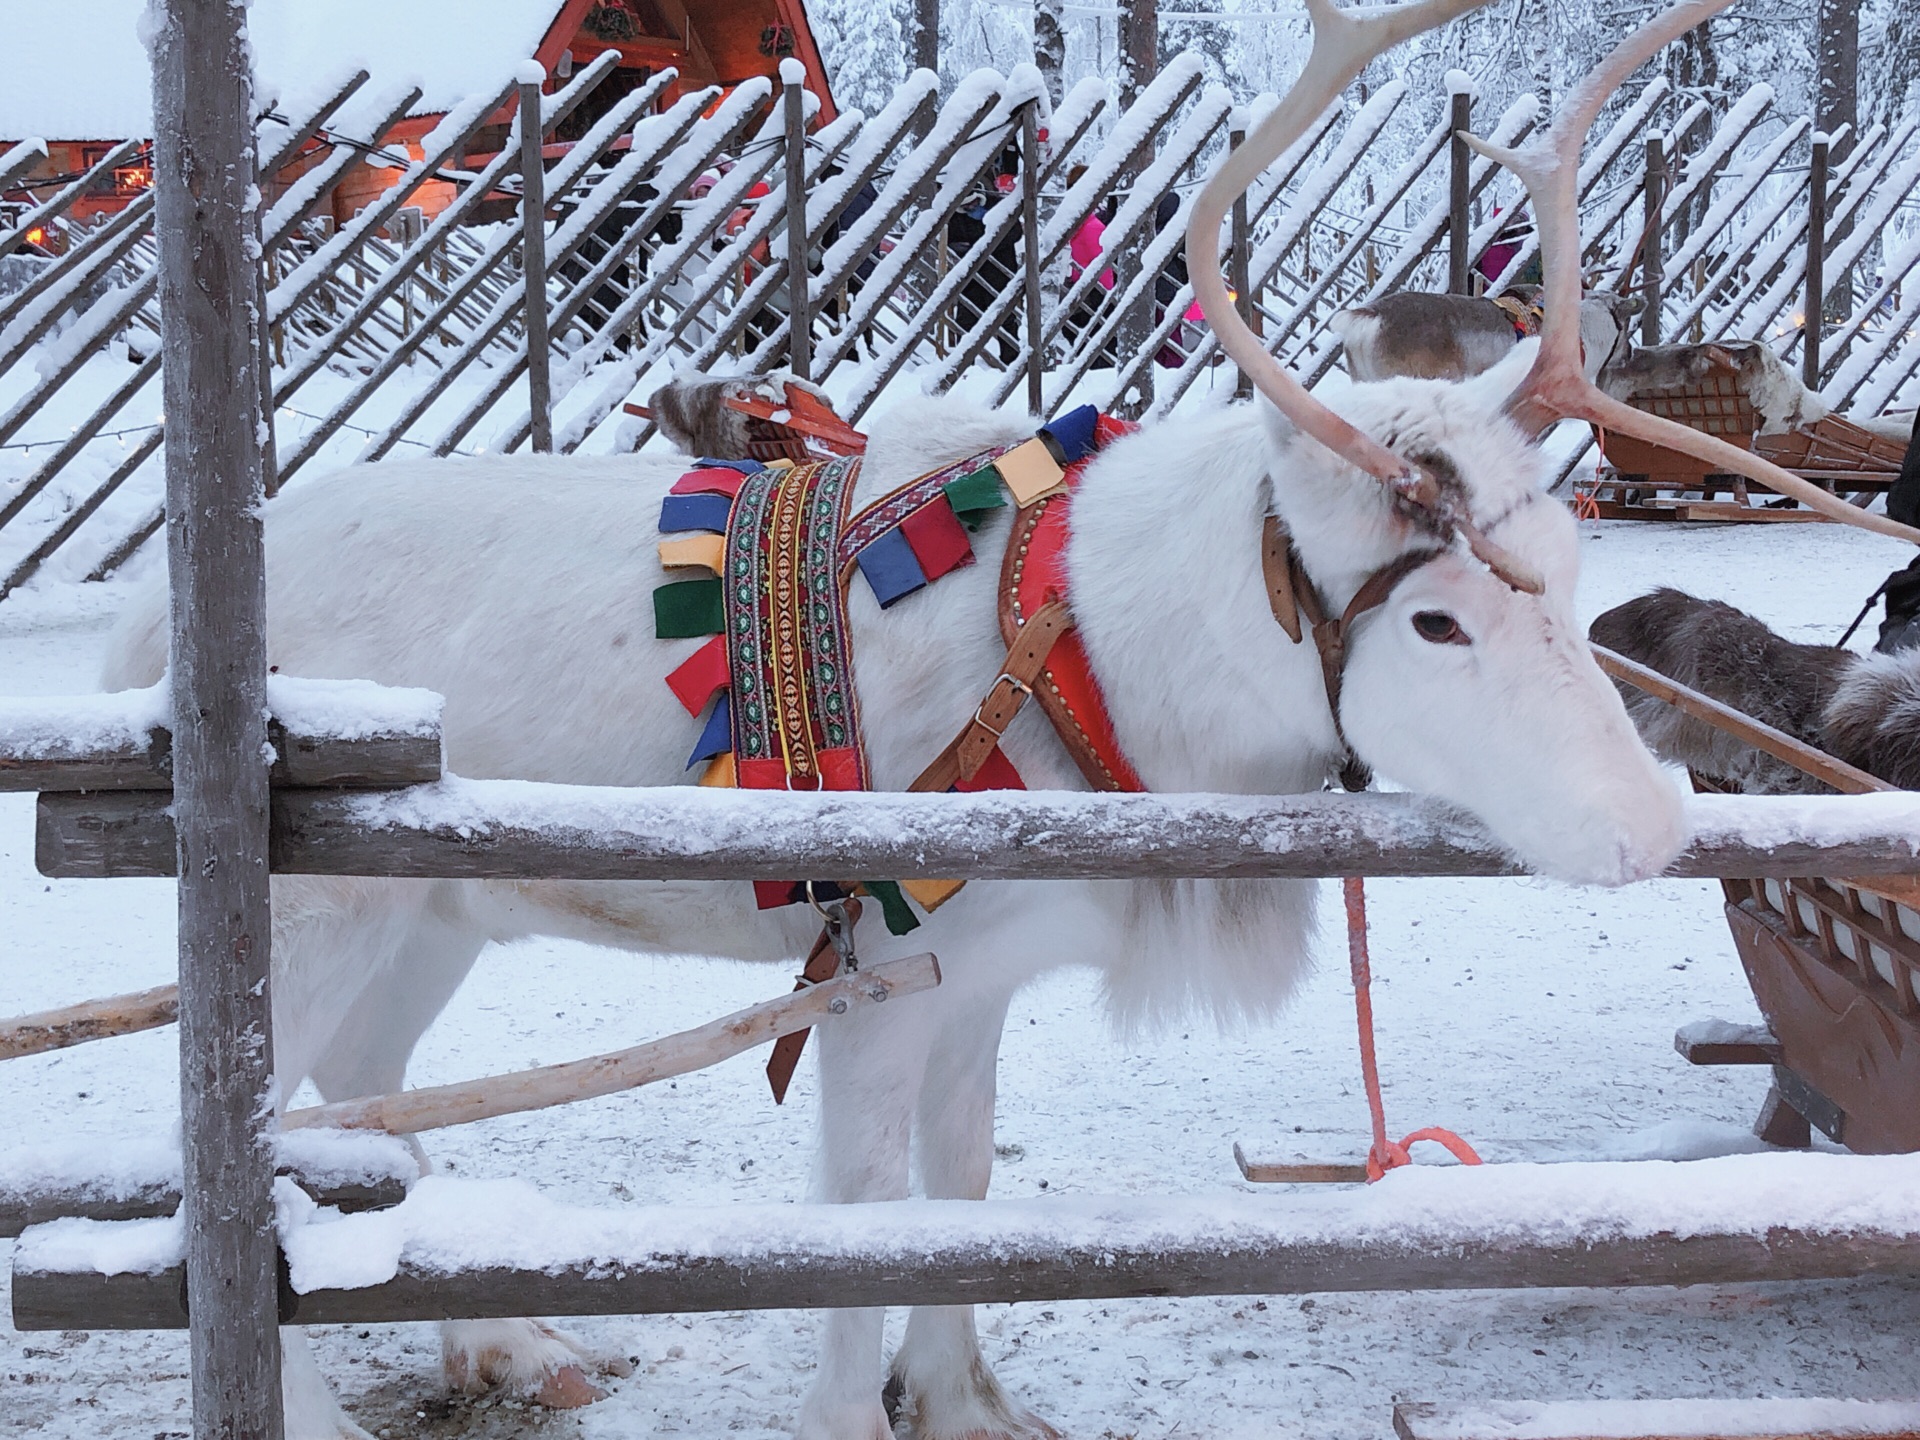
[1262,513,1447,791]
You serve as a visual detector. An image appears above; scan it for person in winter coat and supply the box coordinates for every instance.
[947,143,1024,365]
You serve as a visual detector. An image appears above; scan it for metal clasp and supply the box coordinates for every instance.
[971,672,1033,739]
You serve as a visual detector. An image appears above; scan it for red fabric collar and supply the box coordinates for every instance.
[1002,416,1146,794]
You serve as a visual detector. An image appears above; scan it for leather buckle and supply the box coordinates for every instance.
[971,672,1033,739]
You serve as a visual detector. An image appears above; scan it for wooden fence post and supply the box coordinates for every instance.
[1229,113,1254,400]
[1641,133,1666,347]
[783,60,812,383]
[1020,100,1044,415]
[1803,131,1829,392]
[519,70,553,453]
[147,0,283,1434]
[1447,76,1471,294]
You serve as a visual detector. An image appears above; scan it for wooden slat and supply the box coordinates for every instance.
[0,706,441,793]
[0,1166,406,1241]
[15,1196,1920,1332]
[283,953,939,1135]
[1232,1143,1369,1184]
[1394,1398,1920,1440]
[1673,1020,1783,1066]
[1592,645,1892,796]
[30,785,1920,883]
[0,984,178,1061]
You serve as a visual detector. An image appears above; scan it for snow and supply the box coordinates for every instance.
[0,679,164,760]
[1444,69,1474,98]
[244,1151,1920,1296]
[779,57,808,87]
[5,522,1920,1433]
[0,0,569,139]
[13,1211,182,1278]
[1672,1018,1768,1049]
[0,1126,414,1223]
[1406,1398,1920,1438]
[263,675,442,743]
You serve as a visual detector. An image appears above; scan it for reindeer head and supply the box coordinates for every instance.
[1184,0,1732,885]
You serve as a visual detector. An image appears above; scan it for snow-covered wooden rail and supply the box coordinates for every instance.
[0,1131,416,1240]
[27,779,1920,883]
[15,1151,1920,1330]
[0,678,443,793]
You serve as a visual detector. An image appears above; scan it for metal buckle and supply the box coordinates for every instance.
[804,882,859,974]
[971,672,1032,739]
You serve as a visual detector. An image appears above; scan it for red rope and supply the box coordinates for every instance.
[1343,876,1484,1182]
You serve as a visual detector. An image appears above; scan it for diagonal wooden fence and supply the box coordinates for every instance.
[3,52,1918,602]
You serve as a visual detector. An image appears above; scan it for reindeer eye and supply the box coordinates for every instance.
[1412,611,1469,645]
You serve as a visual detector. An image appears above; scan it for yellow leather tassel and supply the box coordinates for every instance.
[900,877,966,911]
[658,534,727,573]
[992,438,1068,506]
[698,751,737,787]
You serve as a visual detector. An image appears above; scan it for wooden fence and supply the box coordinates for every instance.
[3,56,1919,601]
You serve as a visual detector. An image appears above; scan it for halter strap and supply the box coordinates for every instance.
[1261,514,1445,788]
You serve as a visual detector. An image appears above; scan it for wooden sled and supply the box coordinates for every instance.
[1582,348,1903,523]
[1594,649,1920,1154]
[1688,775,1920,1155]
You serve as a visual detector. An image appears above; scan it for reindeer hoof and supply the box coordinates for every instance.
[532,1364,607,1409]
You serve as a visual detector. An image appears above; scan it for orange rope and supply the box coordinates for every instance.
[1343,876,1484,1182]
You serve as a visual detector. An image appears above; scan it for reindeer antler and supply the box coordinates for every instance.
[1465,0,1920,545]
[1187,0,1545,592]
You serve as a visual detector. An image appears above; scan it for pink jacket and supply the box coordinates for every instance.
[1069,215,1116,290]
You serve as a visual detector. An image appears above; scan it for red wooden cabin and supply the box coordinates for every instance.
[1,0,836,230]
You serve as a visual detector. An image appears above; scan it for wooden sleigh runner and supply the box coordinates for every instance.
[1580,342,1906,523]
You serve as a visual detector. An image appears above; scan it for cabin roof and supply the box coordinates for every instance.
[0,0,834,142]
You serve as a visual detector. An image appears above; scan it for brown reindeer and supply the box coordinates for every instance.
[1329,286,1641,383]
[1591,587,1920,794]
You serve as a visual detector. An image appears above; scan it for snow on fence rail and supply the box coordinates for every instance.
[4,56,1919,599]
[16,1150,1920,1330]
[7,685,1920,882]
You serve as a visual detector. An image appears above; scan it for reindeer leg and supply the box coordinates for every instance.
[794,967,942,1440]
[304,889,615,1411]
[889,990,1059,1440]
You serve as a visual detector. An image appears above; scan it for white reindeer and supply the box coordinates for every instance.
[96,1,1753,1435]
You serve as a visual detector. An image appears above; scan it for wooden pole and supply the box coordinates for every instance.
[38,783,1920,884]
[1229,115,1253,400]
[1447,84,1471,294]
[0,984,179,1061]
[783,62,812,383]
[1020,101,1044,416]
[23,1183,1920,1331]
[1641,133,1666,347]
[283,953,940,1136]
[519,73,554,453]
[1803,131,1829,392]
[147,0,284,1430]
[1592,643,1891,795]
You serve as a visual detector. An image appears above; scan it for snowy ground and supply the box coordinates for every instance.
[5,513,1920,1438]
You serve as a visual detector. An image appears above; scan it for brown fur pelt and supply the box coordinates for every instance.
[648,376,756,458]
[1588,588,1854,794]
[1822,651,1920,790]
[1596,340,1827,436]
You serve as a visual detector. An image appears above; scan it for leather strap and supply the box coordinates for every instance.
[908,600,1076,795]
[766,896,862,1104]
[1261,515,1302,644]
[1264,511,1444,787]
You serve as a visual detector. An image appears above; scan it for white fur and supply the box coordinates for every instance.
[101,375,1685,1438]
